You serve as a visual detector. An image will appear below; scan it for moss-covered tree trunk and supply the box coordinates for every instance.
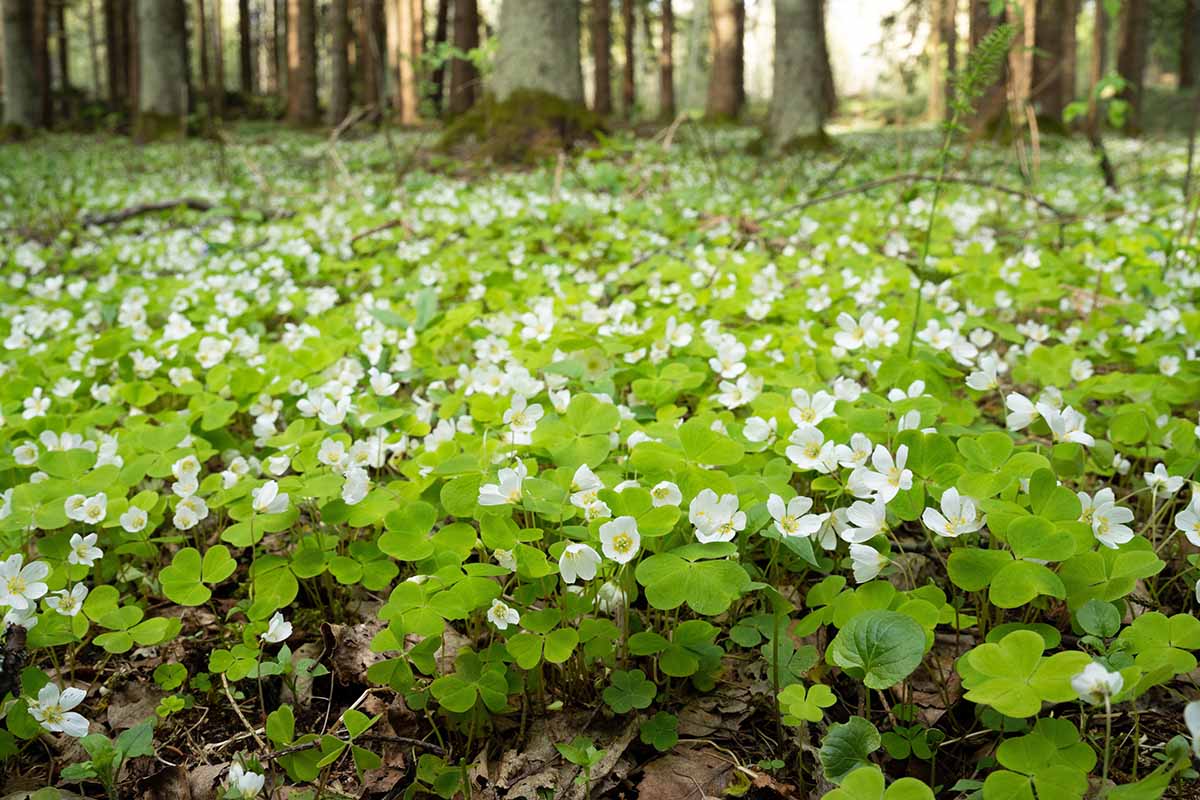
[134,0,188,141]
[492,0,583,105]
[286,0,317,125]
[591,0,613,115]
[767,0,826,150]
[705,0,740,120]
[2,0,40,133]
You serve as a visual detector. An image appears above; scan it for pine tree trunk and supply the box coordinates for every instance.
[330,0,351,123]
[387,0,419,123]
[1032,0,1077,123]
[212,0,226,116]
[54,0,69,96]
[768,0,826,149]
[733,0,744,112]
[34,0,52,126]
[88,0,103,99]
[275,0,288,99]
[239,0,254,94]
[621,0,634,116]
[967,0,1008,135]
[1116,0,1148,132]
[104,0,130,109]
[266,0,278,93]
[286,0,317,124]
[197,0,211,109]
[927,0,947,121]
[134,0,188,140]
[706,0,739,120]
[358,0,385,111]
[1182,0,1199,89]
[2,0,40,130]
[683,0,707,109]
[492,0,582,104]
[659,0,674,118]
[448,0,479,114]
[430,0,448,111]
[591,0,612,115]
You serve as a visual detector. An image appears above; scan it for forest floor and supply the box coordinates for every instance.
[0,125,1198,800]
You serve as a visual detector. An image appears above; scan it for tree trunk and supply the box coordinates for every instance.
[286,0,316,124]
[429,0,448,111]
[410,0,423,113]
[706,0,739,119]
[1116,0,1148,132]
[134,0,187,140]
[330,0,350,123]
[212,0,226,116]
[659,0,674,118]
[817,0,835,115]
[33,0,52,126]
[927,0,957,122]
[104,0,131,109]
[967,0,1007,134]
[358,0,385,110]
[768,0,826,149]
[1032,0,1077,124]
[54,0,69,96]
[733,0,744,112]
[2,0,40,130]
[620,0,634,115]
[492,0,583,104]
[265,0,278,93]
[88,0,102,98]
[591,0,612,115]
[386,0,419,123]
[197,0,211,109]
[239,0,254,94]
[1183,0,1200,89]
[275,0,288,99]
[448,0,479,114]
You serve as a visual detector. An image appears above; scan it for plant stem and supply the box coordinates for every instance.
[1103,694,1113,785]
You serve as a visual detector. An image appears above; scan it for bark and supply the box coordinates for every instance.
[591,0,612,115]
[275,0,287,98]
[967,0,1007,134]
[1033,0,1077,123]
[429,0,448,111]
[135,0,188,140]
[733,0,744,111]
[2,0,40,129]
[768,0,826,148]
[330,0,351,123]
[212,0,226,116]
[817,0,835,115]
[265,0,278,93]
[1116,0,1148,132]
[927,0,957,122]
[683,0,706,109]
[34,0,51,126]
[1184,0,1200,89]
[358,0,386,110]
[88,0,102,98]
[54,0,68,92]
[659,0,674,118]
[386,0,419,122]
[239,0,253,94]
[492,0,583,104]
[706,0,740,119]
[286,0,317,124]
[104,0,130,108]
[197,0,211,107]
[448,0,479,114]
[621,0,634,115]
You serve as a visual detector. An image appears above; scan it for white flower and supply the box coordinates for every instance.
[835,433,872,469]
[1092,500,1135,549]
[29,683,89,737]
[22,388,50,420]
[478,461,528,506]
[261,612,292,643]
[650,481,682,507]
[766,494,826,538]
[1174,496,1200,547]
[13,441,39,466]
[1078,487,1115,526]
[966,354,1001,391]
[77,493,107,525]
[1071,662,1123,704]
[0,555,49,610]
[226,763,266,798]
[318,438,348,469]
[1186,700,1200,758]
[172,495,209,530]
[120,506,148,533]
[342,467,370,505]
[486,599,520,630]
[789,389,837,427]
[595,581,626,614]
[503,395,544,445]
[861,445,913,502]
[558,543,601,584]
[786,425,834,472]
[1005,393,1038,431]
[742,416,777,444]
[67,533,103,566]
[46,584,88,617]
[921,488,982,538]
[849,543,886,583]
[4,604,37,630]
[494,549,517,572]
[599,516,641,564]
[1043,405,1094,447]
[252,480,290,514]
[688,489,745,543]
[1144,464,1183,495]
[841,499,887,543]
[369,370,400,397]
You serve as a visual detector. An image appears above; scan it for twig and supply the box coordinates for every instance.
[260,733,446,762]
[349,218,413,246]
[80,198,214,227]
[221,673,268,753]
